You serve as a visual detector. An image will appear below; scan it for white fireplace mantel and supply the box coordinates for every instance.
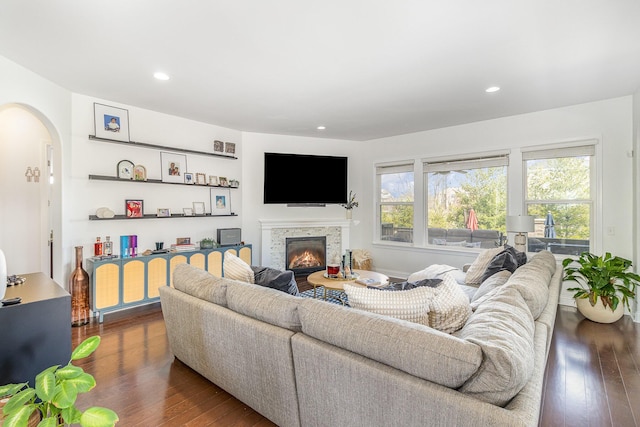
[259,218,351,268]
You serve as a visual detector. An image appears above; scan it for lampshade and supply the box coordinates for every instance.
[506,215,535,233]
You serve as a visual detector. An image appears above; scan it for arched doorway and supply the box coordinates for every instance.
[0,104,61,279]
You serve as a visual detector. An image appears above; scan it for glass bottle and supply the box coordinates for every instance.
[70,246,90,326]
[94,237,103,256]
[104,236,113,256]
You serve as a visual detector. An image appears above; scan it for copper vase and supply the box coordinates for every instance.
[70,246,90,326]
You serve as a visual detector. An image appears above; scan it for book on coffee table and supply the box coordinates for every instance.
[355,277,382,287]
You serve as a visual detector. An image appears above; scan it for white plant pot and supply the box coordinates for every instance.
[576,297,625,323]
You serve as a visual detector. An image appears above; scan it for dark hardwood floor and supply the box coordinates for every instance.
[71,278,640,426]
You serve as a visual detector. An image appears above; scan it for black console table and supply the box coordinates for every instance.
[0,273,71,386]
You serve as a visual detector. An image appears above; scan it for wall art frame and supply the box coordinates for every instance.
[125,199,143,218]
[160,152,187,184]
[94,103,130,142]
[210,188,231,216]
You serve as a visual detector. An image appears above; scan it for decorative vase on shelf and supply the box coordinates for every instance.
[346,209,352,220]
[70,246,90,326]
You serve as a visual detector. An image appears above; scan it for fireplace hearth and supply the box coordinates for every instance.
[286,236,326,275]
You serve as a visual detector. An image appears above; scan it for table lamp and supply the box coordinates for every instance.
[506,215,535,252]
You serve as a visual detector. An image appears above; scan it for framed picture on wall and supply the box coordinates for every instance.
[160,152,187,184]
[94,103,130,142]
[125,199,143,218]
[210,188,231,216]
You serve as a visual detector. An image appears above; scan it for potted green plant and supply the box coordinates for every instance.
[0,336,119,427]
[200,238,217,249]
[563,252,640,323]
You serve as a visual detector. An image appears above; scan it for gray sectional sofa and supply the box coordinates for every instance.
[159,250,561,427]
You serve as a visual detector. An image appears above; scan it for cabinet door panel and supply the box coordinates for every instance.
[95,263,120,309]
[169,255,187,287]
[123,260,145,303]
[189,252,205,270]
[147,257,168,298]
[239,246,252,265]
[207,251,222,277]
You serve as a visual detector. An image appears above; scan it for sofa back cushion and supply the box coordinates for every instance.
[298,298,482,388]
[456,286,535,406]
[503,250,556,319]
[226,280,302,331]
[173,263,228,307]
[470,270,512,309]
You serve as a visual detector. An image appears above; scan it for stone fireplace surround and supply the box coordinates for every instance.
[259,219,351,271]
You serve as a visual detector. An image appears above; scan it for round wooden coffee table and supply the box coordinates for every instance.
[306,269,389,301]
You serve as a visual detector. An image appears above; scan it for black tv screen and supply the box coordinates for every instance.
[264,152,348,205]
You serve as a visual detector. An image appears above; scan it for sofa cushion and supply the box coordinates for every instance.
[464,247,504,285]
[503,251,555,319]
[480,249,518,282]
[470,270,512,310]
[298,298,483,388]
[429,273,472,333]
[251,266,300,296]
[456,286,535,406]
[224,251,254,283]
[343,284,431,326]
[172,263,228,306]
[226,280,302,331]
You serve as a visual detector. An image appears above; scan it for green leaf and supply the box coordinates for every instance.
[56,365,84,379]
[61,405,83,424]
[37,415,59,427]
[35,370,57,402]
[0,383,27,398]
[66,372,96,394]
[2,404,37,427]
[51,381,78,409]
[71,336,101,361]
[3,388,36,413]
[79,406,119,427]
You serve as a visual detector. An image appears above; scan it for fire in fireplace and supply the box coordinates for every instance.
[286,236,326,275]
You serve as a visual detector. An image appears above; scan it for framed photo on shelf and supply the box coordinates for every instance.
[209,175,219,186]
[218,176,229,187]
[192,201,206,215]
[176,237,191,245]
[184,172,194,184]
[183,207,193,216]
[133,164,147,181]
[157,208,171,217]
[94,103,130,142]
[196,173,207,185]
[225,142,236,156]
[213,140,224,153]
[160,152,187,184]
[125,199,143,218]
[210,188,231,216]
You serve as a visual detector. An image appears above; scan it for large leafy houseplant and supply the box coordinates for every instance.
[563,252,640,313]
[0,336,118,427]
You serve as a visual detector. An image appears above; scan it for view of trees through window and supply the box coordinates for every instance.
[427,167,507,233]
[380,171,414,243]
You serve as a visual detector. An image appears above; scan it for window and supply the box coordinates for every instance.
[523,144,595,256]
[424,153,508,248]
[376,162,414,243]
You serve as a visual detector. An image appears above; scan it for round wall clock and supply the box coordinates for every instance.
[117,160,134,179]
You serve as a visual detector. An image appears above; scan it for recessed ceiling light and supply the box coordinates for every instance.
[317,126,326,130]
[485,86,500,93]
[153,72,170,81]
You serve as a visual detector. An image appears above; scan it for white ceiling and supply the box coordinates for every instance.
[1,1,640,141]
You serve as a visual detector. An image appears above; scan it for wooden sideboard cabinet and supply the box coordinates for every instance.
[86,244,251,322]
[0,273,71,386]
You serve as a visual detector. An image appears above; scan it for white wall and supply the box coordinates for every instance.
[69,94,243,257]
[240,132,362,265]
[633,90,640,321]
[0,55,70,286]
[361,96,634,306]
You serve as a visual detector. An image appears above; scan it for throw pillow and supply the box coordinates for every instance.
[251,266,300,296]
[407,264,460,282]
[428,272,472,334]
[379,278,442,291]
[504,244,527,267]
[480,249,518,282]
[223,251,254,283]
[343,284,431,326]
[464,247,503,285]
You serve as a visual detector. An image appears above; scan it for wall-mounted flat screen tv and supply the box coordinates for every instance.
[263,152,348,205]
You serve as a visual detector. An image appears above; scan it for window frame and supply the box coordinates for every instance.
[522,141,598,256]
[375,161,415,244]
